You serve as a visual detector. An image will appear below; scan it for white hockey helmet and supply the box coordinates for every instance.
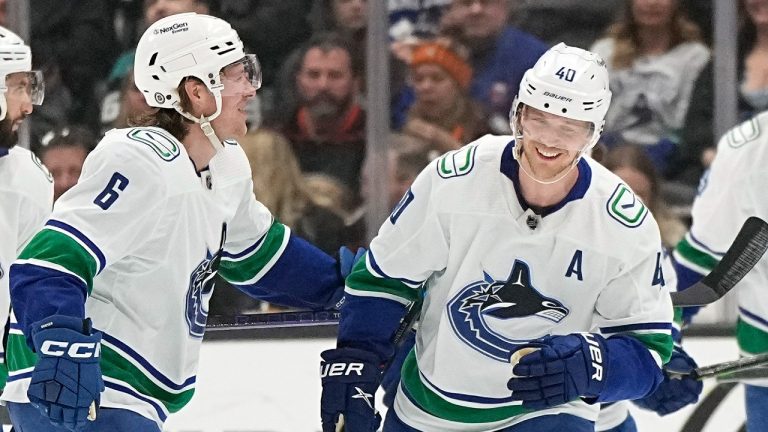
[510,43,611,159]
[134,12,261,124]
[0,26,44,121]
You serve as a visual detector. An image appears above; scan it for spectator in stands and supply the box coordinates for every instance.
[408,0,547,134]
[510,0,623,49]
[602,144,686,249]
[275,33,366,201]
[680,0,768,185]
[591,0,709,177]
[401,38,490,155]
[347,133,432,248]
[36,126,96,202]
[28,0,119,140]
[389,0,453,42]
[100,67,153,134]
[243,129,350,255]
[212,0,313,116]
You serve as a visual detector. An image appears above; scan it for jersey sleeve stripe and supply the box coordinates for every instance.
[736,317,768,355]
[104,379,169,421]
[219,221,289,284]
[17,228,98,290]
[101,332,196,391]
[346,258,421,304]
[599,322,672,334]
[46,219,107,273]
[12,259,88,289]
[673,235,719,273]
[625,333,673,364]
[740,307,768,330]
[101,345,194,413]
[367,251,424,287]
[221,232,266,261]
[688,232,726,257]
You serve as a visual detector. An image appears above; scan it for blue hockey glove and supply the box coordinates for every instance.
[508,333,608,409]
[633,346,702,415]
[320,347,382,432]
[332,247,367,309]
[27,315,105,432]
[339,247,366,279]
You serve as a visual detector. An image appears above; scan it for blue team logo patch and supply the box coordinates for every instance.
[389,189,414,224]
[184,248,222,338]
[607,183,648,228]
[446,260,569,362]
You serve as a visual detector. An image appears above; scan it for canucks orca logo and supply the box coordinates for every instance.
[185,224,227,338]
[447,260,569,362]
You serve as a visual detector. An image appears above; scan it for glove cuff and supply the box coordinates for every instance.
[577,333,608,398]
[320,347,382,384]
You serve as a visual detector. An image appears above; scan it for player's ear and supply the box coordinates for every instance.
[182,78,212,117]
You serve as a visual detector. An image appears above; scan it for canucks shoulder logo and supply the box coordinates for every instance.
[447,260,569,362]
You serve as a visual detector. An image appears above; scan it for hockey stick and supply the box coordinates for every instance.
[671,216,768,307]
[668,352,768,381]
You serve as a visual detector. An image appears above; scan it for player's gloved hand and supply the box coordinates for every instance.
[27,315,105,432]
[508,333,607,409]
[320,347,382,432]
[633,346,702,415]
[338,247,366,279]
[332,247,367,310]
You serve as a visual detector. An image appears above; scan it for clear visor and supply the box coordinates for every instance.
[219,54,262,97]
[5,70,45,105]
[519,105,594,152]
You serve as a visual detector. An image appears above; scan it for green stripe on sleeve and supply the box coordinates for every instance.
[18,228,97,292]
[675,237,719,272]
[737,319,768,355]
[101,345,195,413]
[6,333,38,372]
[629,332,674,364]
[346,259,420,303]
[400,350,527,423]
[219,221,287,283]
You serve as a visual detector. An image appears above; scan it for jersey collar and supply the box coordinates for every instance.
[0,147,9,158]
[499,140,591,217]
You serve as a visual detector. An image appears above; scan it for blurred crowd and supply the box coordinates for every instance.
[6,0,764,314]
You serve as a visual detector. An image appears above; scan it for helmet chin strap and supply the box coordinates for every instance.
[174,92,224,151]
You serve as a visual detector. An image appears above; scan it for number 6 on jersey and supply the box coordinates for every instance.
[94,172,129,210]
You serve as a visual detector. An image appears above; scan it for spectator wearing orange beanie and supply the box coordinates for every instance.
[403,38,490,155]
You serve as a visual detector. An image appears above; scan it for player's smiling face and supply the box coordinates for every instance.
[518,106,592,181]
[210,61,258,139]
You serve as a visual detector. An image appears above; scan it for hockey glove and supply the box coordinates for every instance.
[332,247,367,310]
[27,315,105,432]
[633,346,702,415]
[320,347,382,432]
[508,333,607,410]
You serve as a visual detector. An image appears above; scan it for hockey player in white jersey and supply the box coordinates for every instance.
[320,43,674,432]
[0,26,52,390]
[4,13,356,432]
[673,112,768,431]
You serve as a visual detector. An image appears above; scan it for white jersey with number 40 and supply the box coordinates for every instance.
[350,135,674,431]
